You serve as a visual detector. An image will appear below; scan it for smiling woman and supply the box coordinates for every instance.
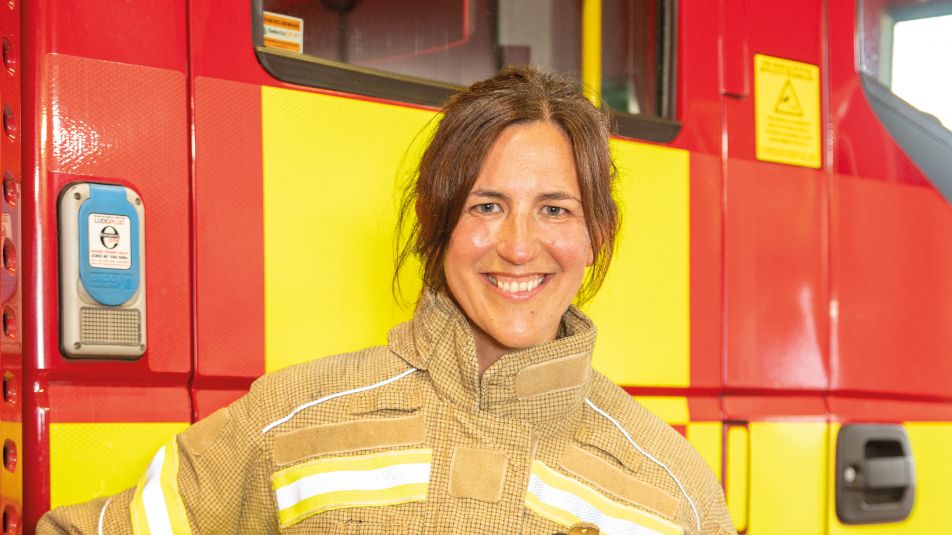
[38,67,735,535]
[445,122,595,372]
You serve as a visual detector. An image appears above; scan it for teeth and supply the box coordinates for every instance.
[488,275,545,294]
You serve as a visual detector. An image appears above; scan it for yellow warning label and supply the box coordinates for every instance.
[754,54,821,168]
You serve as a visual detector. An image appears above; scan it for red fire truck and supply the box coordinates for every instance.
[1,0,950,532]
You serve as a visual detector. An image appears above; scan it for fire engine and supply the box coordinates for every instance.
[1,0,950,532]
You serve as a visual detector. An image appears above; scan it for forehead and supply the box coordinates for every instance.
[471,121,580,194]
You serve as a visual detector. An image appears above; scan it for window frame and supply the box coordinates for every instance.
[856,0,952,203]
[250,0,681,142]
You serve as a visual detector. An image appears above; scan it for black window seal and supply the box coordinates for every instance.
[251,0,682,143]
[856,0,952,203]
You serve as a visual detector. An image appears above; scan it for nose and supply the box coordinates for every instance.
[495,210,541,265]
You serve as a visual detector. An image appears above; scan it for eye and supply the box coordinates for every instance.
[543,205,567,217]
[473,203,500,214]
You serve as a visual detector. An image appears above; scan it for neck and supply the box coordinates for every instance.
[471,326,512,376]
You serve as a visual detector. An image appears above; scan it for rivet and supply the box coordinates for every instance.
[73,192,81,200]
[73,342,81,350]
[135,197,141,206]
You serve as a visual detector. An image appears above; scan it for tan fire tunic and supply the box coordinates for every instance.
[38,292,736,534]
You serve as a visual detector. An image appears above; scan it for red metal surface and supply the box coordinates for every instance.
[721,0,830,392]
[828,0,925,186]
[830,174,952,397]
[723,158,829,390]
[688,153,723,390]
[719,0,749,98]
[671,0,721,155]
[191,76,264,418]
[826,0,952,402]
[0,0,23,530]
[688,396,722,422]
[723,395,826,421]
[43,1,186,71]
[22,2,191,527]
[48,385,189,423]
[676,0,724,403]
[829,397,952,423]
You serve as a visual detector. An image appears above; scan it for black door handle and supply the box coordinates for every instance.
[836,424,916,524]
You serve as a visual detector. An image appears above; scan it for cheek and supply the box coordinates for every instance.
[544,226,592,272]
[446,217,496,270]
[451,219,495,255]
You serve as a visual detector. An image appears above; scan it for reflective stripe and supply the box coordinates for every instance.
[130,438,192,535]
[98,496,112,535]
[526,461,684,535]
[271,449,431,527]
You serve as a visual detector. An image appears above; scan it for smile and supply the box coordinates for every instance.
[485,274,547,297]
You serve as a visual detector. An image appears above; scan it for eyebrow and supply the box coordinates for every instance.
[470,188,581,204]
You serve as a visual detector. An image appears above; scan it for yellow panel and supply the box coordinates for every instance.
[748,421,827,535]
[49,422,188,508]
[828,422,952,533]
[726,426,748,532]
[584,140,690,387]
[262,87,434,371]
[686,422,722,482]
[633,396,689,425]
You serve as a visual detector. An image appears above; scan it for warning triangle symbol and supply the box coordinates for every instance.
[774,79,803,116]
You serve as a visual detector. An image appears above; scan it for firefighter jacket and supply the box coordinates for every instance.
[38,291,736,534]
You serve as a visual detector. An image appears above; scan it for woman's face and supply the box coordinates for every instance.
[444,121,593,354]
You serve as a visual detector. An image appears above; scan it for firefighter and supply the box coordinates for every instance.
[38,67,735,534]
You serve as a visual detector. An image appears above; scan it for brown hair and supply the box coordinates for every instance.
[395,66,619,305]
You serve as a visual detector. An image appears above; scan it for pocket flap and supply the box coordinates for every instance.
[273,414,425,465]
[560,444,678,520]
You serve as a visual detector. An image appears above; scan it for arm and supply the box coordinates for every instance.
[37,393,277,534]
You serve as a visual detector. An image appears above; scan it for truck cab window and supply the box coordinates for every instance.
[254,0,678,141]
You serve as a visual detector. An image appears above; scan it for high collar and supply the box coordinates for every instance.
[388,290,597,429]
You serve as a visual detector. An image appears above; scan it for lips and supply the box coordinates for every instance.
[485,273,548,295]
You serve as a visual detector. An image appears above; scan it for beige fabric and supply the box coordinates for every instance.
[514,352,590,399]
[273,414,425,465]
[37,290,735,534]
[560,443,678,519]
[180,407,230,457]
[448,446,509,502]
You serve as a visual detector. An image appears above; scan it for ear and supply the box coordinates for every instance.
[586,247,596,267]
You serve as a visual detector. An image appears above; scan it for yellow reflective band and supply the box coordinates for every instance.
[526,461,684,535]
[129,437,192,535]
[271,448,432,528]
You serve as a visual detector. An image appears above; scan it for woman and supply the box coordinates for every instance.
[39,67,735,534]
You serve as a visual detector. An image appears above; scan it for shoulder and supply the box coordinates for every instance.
[247,345,416,419]
[583,372,729,532]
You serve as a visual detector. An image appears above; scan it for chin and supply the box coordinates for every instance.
[487,325,551,351]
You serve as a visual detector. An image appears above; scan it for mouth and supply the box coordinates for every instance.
[484,273,549,300]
